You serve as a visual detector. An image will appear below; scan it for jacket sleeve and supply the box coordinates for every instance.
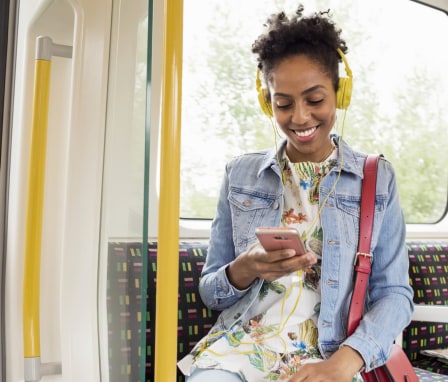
[198,164,253,310]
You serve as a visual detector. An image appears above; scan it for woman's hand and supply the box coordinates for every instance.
[226,241,317,290]
[288,346,364,382]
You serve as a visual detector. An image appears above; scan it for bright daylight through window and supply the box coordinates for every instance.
[181,0,448,224]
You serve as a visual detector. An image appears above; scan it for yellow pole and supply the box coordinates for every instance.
[154,0,183,380]
[23,57,51,359]
[22,36,71,381]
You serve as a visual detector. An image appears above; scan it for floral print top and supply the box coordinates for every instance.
[186,149,341,382]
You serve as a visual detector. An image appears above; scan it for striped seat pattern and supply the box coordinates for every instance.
[403,241,448,375]
[107,241,218,382]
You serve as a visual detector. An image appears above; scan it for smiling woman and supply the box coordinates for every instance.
[180,0,448,230]
[178,6,414,381]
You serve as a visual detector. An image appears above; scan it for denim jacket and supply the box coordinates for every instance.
[198,134,414,372]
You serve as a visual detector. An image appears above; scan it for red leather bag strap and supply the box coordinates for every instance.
[347,154,380,336]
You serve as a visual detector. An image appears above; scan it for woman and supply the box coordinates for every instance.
[178,5,414,382]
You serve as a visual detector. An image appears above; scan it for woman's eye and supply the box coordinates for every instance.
[275,103,292,110]
[308,98,324,105]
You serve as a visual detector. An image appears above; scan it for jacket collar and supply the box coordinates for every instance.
[258,134,366,179]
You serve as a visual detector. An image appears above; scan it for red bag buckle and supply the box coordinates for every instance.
[354,252,373,265]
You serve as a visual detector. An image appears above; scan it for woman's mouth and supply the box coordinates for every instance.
[292,126,317,137]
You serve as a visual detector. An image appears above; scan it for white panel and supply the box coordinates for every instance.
[58,0,111,380]
[6,0,112,381]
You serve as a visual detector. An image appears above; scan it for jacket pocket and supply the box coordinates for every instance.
[335,194,387,248]
[228,187,279,249]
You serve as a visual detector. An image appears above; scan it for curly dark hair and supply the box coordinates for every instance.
[251,4,348,92]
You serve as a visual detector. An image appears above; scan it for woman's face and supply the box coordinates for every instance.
[268,54,337,163]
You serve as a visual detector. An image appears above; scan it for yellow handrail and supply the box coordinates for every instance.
[154,0,183,381]
[23,36,71,382]
[23,57,51,360]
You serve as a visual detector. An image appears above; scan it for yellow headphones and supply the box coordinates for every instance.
[335,48,353,110]
[256,48,353,117]
[256,68,275,118]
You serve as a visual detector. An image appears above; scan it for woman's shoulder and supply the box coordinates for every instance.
[227,147,275,167]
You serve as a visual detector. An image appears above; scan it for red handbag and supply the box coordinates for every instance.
[347,155,418,382]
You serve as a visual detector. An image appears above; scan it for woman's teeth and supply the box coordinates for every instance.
[293,126,317,137]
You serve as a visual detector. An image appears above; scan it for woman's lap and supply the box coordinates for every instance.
[185,367,365,381]
[186,368,243,382]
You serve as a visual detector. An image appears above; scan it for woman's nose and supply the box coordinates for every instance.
[291,102,310,124]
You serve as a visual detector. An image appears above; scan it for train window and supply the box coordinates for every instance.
[180,0,448,224]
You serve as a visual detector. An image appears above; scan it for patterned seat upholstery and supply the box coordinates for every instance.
[107,240,448,381]
[107,241,218,382]
[403,241,448,375]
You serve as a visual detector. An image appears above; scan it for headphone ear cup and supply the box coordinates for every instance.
[256,69,274,118]
[258,88,273,118]
[336,76,352,110]
[336,48,353,110]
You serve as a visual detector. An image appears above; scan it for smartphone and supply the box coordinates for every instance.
[255,227,306,255]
